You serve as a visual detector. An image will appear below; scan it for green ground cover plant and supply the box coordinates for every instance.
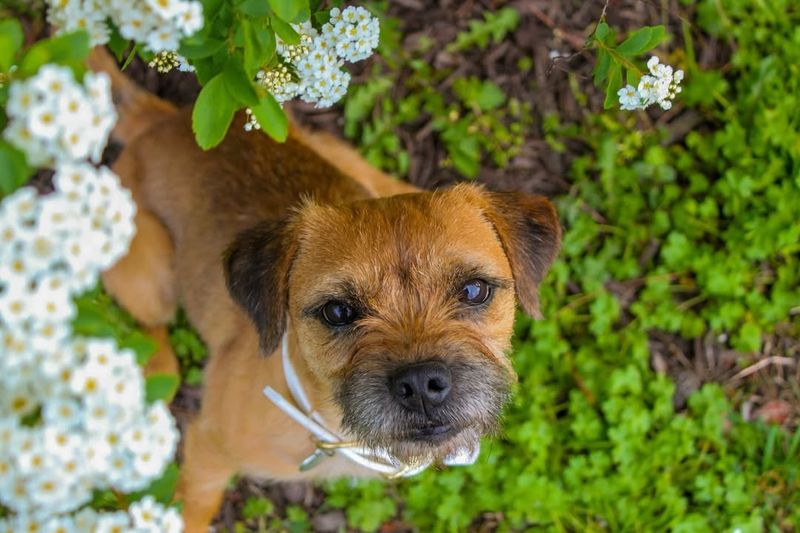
[343,8,531,179]
[314,1,800,531]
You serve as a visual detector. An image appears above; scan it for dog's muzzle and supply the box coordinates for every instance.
[262,333,481,477]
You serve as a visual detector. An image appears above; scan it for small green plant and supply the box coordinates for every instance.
[236,495,278,532]
[170,310,209,386]
[591,23,669,108]
[445,7,519,52]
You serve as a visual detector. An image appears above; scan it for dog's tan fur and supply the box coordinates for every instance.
[90,49,560,532]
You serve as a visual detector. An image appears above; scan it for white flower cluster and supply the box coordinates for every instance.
[0,65,182,529]
[3,65,115,168]
[0,178,180,521]
[618,56,684,111]
[46,0,203,53]
[0,496,182,533]
[253,5,380,113]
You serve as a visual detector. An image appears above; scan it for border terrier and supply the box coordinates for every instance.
[89,49,560,531]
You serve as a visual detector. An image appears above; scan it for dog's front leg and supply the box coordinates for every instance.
[177,417,237,533]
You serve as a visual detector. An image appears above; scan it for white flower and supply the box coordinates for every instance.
[129,496,181,532]
[27,103,61,140]
[59,125,95,161]
[30,65,73,102]
[53,162,93,194]
[30,280,75,324]
[262,7,379,111]
[646,55,659,72]
[0,283,35,326]
[321,6,379,62]
[4,67,116,165]
[636,75,658,105]
[42,399,83,429]
[619,56,684,112]
[83,438,112,471]
[617,85,640,111]
[161,507,183,533]
[94,511,130,533]
[145,0,184,18]
[49,0,204,51]
[7,83,37,118]
[72,508,98,531]
[176,2,203,35]
[147,27,181,53]
[117,9,154,42]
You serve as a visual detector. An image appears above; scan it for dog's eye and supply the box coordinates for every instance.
[461,279,491,305]
[321,301,357,326]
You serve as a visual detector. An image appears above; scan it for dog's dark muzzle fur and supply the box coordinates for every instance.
[336,356,511,462]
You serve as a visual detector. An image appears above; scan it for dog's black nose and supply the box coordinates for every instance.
[389,362,452,413]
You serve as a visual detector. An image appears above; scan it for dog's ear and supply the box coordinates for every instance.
[481,191,561,318]
[224,218,297,355]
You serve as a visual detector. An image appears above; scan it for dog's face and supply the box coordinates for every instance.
[225,183,560,464]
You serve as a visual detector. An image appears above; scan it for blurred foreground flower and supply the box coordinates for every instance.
[0,64,182,530]
[3,65,115,167]
[46,0,203,52]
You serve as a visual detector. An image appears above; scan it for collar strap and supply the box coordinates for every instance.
[262,332,479,477]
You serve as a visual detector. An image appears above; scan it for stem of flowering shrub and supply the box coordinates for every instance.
[113,489,129,509]
[120,43,140,72]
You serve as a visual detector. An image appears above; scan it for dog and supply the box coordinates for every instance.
[89,48,561,531]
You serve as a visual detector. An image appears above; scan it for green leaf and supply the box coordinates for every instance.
[223,60,259,107]
[242,19,276,75]
[0,19,24,72]
[270,16,300,45]
[19,30,91,76]
[604,64,623,109]
[131,463,180,504]
[190,57,216,85]
[474,82,505,111]
[192,74,239,149]
[641,25,666,53]
[106,26,130,61]
[617,25,666,57]
[251,93,288,142]
[734,321,762,353]
[119,43,139,72]
[119,331,158,366]
[243,496,275,519]
[179,38,226,60]
[145,374,180,404]
[446,7,519,52]
[452,78,505,111]
[593,49,610,85]
[449,137,480,178]
[238,0,270,17]
[268,0,309,23]
[595,21,609,42]
[0,141,32,197]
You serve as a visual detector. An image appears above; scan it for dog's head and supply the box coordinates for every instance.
[224,183,560,463]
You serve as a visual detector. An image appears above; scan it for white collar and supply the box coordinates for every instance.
[262,332,480,478]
